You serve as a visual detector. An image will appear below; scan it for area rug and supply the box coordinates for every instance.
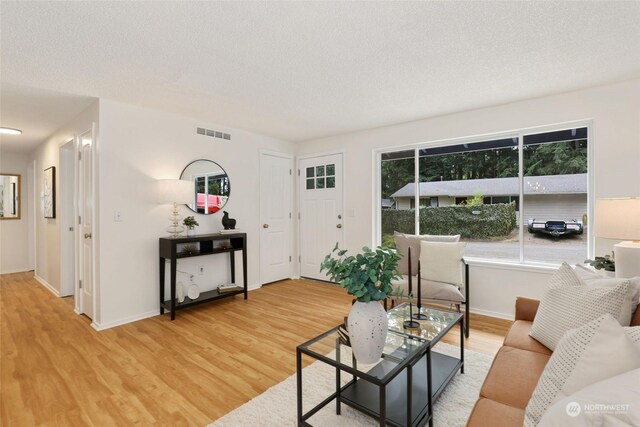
[208,343,492,427]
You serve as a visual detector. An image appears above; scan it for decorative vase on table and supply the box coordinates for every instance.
[186,228,195,237]
[321,244,402,365]
[348,301,389,364]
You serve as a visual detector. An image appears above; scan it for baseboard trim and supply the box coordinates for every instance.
[469,307,514,321]
[34,274,60,297]
[91,309,159,331]
[1,268,32,275]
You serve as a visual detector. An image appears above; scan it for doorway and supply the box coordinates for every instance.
[298,152,344,281]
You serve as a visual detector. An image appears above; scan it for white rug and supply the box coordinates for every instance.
[209,343,492,427]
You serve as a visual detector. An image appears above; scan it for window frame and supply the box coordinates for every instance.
[374,119,594,269]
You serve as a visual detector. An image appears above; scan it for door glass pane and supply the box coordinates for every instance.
[380,150,415,248]
[306,167,315,178]
[306,178,315,190]
[316,177,325,189]
[418,137,519,262]
[326,176,335,188]
[326,164,335,176]
[523,128,588,264]
[316,166,325,177]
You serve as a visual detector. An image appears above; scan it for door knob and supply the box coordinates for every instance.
[263,224,269,228]
[336,224,342,229]
[84,233,92,239]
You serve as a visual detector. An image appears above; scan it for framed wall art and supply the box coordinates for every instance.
[44,166,56,218]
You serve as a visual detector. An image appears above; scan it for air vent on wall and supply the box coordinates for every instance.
[196,126,231,141]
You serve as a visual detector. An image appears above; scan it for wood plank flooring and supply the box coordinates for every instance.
[1,272,511,426]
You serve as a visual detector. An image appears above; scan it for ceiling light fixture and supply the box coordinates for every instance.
[0,127,22,135]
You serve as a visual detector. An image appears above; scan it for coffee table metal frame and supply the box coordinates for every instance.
[296,305,464,427]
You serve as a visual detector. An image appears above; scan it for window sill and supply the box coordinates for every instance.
[463,257,560,273]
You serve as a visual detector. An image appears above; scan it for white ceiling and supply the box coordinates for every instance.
[1,1,639,152]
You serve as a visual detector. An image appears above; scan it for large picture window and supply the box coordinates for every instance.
[379,125,589,265]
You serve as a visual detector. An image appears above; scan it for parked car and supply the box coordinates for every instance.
[527,218,583,237]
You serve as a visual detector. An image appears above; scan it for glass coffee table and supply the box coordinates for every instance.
[296,303,463,427]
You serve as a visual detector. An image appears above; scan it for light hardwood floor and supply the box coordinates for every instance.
[1,272,511,426]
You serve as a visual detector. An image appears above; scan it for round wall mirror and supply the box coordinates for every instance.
[180,159,230,215]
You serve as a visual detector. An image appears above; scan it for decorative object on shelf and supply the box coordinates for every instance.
[183,216,199,237]
[217,283,242,293]
[222,211,237,230]
[180,159,230,215]
[176,281,185,303]
[43,166,56,218]
[187,284,200,300]
[585,254,615,272]
[321,244,402,364]
[156,179,194,238]
[181,244,199,255]
[595,197,640,278]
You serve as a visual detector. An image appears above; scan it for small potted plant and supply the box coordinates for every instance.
[183,216,199,237]
[585,253,615,277]
[321,244,401,363]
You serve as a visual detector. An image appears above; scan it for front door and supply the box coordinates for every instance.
[259,152,292,285]
[298,153,344,280]
[79,128,94,318]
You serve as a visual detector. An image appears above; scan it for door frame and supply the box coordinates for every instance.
[259,149,294,285]
[296,150,347,278]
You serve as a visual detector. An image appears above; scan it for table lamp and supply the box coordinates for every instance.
[157,179,194,238]
[595,197,640,278]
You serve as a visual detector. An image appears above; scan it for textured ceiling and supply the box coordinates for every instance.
[1,1,639,151]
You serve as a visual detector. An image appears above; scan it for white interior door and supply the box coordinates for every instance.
[259,152,292,284]
[299,153,344,280]
[59,140,76,297]
[79,128,94,318]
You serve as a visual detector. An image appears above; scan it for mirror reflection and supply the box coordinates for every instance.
[0,173,20,220]
[180,160,230,215]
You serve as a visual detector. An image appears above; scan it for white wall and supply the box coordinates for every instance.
[96,99,295,329]
[29,101,99,295]
[0,151,31,273]
[296,79,640,319]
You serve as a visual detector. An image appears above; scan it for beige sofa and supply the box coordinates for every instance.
[466,297,640,426]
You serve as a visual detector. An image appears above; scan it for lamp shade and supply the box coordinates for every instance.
[595,198,640,241]
[156,179,194,204]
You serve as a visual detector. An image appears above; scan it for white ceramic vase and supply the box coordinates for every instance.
[186,228,195,237]
[347,301,388,364]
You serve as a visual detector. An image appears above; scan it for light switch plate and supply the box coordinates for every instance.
[114,211,123,222]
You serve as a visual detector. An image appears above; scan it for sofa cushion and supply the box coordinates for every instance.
[503,320,552,355]
[524,314,640,427]
[530,263,631,350]
[467,398,525,427]
[575,264,640,315]
[480,346,550,410]
[538,368,640,427]
[420,240,465,286]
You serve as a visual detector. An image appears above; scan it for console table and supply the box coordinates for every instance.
[159,233,248,320]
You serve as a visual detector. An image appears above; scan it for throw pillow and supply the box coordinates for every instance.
[529,263,631,350]
[419,241,465,287]
[537,368,640,427]
[393,232,460,276]
[575,264,640,316]
[524,314,640,427]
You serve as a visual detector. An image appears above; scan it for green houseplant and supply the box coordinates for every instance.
[321,244,402,363]
[585,254,615,272]
[183,216,199,236]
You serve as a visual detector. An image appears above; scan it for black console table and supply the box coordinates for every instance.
[159,233,248,320]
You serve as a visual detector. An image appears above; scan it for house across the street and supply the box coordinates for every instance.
[390,173,587,223]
